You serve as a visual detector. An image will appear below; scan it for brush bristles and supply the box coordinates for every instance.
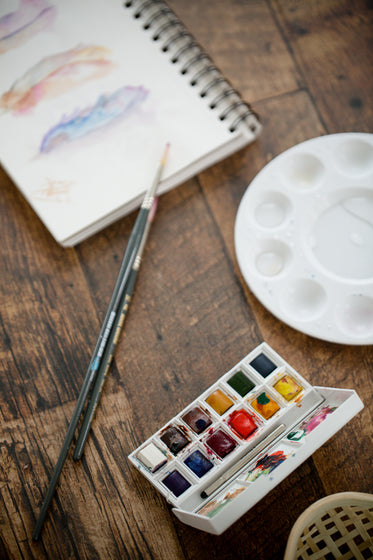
[161,142,170,165]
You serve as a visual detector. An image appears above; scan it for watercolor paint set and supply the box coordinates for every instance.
[129,343,363,534]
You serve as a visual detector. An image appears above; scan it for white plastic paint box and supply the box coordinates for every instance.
[129,342,363,534]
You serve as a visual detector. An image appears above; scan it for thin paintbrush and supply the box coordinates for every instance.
[73,197,159,460]
[33,144,169,541]
[32,244,137,543]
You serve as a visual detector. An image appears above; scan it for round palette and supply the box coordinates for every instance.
[234,133,373,345]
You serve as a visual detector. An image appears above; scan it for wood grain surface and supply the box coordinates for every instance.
[1,1,372,559]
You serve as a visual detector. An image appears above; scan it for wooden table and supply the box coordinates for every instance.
[1,1,372,559]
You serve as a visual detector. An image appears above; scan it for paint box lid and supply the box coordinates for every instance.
[172,387,363,534]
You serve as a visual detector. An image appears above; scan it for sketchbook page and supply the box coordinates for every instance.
[0,0,257,245]
[64,132,253,246]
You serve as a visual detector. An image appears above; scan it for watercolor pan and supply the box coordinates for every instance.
[184,450,214,478]
[129,342,363,535]
[137,442,167,472]
[227,370,255,397]
[249,352,276,377]
[273,374,302,401]
[160,425,190,455]
[162,470,191,497]
[205,428,237,458]
[228,409,258,439]
[250,391,281,419]
[181,406,212,434]
[205,389,234,415]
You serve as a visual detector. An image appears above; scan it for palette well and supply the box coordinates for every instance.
[129,342,363,535]
[234,133,373,345]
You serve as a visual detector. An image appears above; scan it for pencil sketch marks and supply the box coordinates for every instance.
[39,85,149,153]
[0,0,56,54]
[31,177,73,202]
[0,45,116,114]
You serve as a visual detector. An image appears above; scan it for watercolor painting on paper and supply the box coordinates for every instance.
[0,44,115,114]
[0,0,251,246]
[39,85,149,153]
[0,0,56,54]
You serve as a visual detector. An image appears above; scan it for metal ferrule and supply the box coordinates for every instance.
[141,195,154,210]
[133,255,142,270]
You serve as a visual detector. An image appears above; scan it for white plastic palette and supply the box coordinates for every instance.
[235,133,373,344]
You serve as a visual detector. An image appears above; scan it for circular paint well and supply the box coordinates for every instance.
[254,192,291,228]
[281,278,327,322]
[255,240,291,277]
[281,152,325,191]
[336,294,373,338]
[334,139,373,176]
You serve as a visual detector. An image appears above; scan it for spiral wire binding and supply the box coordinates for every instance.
[124,0,260,134]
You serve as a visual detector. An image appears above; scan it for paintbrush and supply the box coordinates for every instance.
[73,198,159,460]
[33,144,169,541]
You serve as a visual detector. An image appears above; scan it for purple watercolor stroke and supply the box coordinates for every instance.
[40,85,149,153]
[0,0,56,53]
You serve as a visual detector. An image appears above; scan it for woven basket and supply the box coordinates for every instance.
[284,492,373,560]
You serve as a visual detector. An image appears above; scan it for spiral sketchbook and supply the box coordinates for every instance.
[0,0,261,246]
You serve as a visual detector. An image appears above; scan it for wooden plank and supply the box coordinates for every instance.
[167,0,300,102]
[0,168,99,425]
[271,0,373,131]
